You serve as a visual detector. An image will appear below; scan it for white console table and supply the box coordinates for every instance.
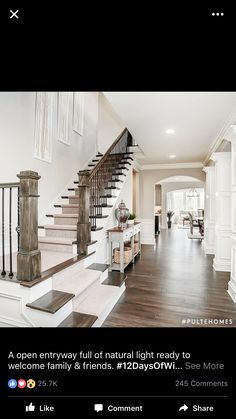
[107,222,141,273]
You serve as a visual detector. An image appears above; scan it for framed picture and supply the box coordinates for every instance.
[34,92,55,162]
[73,92,85,136]
[58,92,73,145]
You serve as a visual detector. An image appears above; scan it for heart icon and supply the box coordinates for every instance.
[18,379,26,389]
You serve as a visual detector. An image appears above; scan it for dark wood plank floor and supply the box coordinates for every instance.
[103,227,236,327]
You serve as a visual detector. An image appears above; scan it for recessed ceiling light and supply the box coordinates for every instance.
[169,155,176,158]
[166,129,175,134]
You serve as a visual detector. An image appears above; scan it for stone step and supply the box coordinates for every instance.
[26,290,74,314]
[58,312,97,327]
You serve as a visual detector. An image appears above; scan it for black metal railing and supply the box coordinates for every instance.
[0,182,20,278]
[88,128,130,230]
[77,128,134,254]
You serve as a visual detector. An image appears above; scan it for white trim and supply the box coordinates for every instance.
[204,112,236,165]
[133,159,141,172]
[34,92,55,163]
[141,162,203,170]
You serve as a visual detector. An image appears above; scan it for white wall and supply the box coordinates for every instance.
[0,92,99,257]
[97,93,124,154]
[0,92,98,219]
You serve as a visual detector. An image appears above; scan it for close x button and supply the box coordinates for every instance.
[10,10,19,19]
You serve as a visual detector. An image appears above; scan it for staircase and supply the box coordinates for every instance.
[0,128,135,327]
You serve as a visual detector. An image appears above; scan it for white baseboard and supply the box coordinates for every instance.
[202,240,215,255]
[228,279,236,303]
[213,258,231,272]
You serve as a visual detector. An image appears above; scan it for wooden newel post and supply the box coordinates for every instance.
[77,170,91,255]
[17,171,41,281]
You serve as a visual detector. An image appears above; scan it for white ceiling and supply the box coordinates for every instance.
[104,92,236,165]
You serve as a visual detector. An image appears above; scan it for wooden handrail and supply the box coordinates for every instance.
[88,128,128,181]
[0,182,20,188]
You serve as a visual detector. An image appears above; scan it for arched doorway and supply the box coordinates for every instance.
[154,175,205,233]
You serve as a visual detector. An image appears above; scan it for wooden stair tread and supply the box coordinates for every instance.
[87,263,110,272]
[89,215,109,219]
[26,290,74,314]
[100,195,116,198]
[102,271,127,287]
[87,240,97,246]
[53,214,78,218]
[58,312,97,327]
[61,204,78,208]
[61,195,79,200]
[94,205,112,208]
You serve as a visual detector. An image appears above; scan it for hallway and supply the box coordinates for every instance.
[103,227,236,327]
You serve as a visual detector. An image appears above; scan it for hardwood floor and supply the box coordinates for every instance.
[103,227,236,327]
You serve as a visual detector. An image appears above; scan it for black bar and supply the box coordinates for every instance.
[9,187,13,277]
[1,188,6,276]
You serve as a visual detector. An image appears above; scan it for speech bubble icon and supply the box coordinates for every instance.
[94,404,103,412]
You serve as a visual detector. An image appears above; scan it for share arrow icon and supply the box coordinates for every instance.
[179,404,188,412]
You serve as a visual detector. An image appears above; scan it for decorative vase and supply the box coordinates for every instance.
[115,200,130,229]
[127,219,134,225]
[167,221,172,228]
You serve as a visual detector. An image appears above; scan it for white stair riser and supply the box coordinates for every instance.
[87,243,97,253]
[39,242,73,253]
[83,253,96,267]
[92,285,125,327]
[62,207,78,214]
[45,229,77,239]
[69,197,79,205]
[90,218,107,229]
[96,207,111,216]
[54,217,78,225]
[25,300,73,327]
[99,269,109,283]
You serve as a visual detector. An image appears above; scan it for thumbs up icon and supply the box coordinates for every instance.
[25,402,35,412]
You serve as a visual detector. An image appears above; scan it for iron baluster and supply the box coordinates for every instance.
[9,187,13,277]
[1,188,6,276]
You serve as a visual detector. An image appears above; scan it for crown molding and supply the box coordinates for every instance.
[141,162,203,170]
[202,166,215,173]
[211,151,231,162]
[204,111,236,165]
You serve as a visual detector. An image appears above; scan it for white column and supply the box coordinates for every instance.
[202,166,216,254]
[211,152,231,272]
[161,185,167,229]
[227,126,236,301]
